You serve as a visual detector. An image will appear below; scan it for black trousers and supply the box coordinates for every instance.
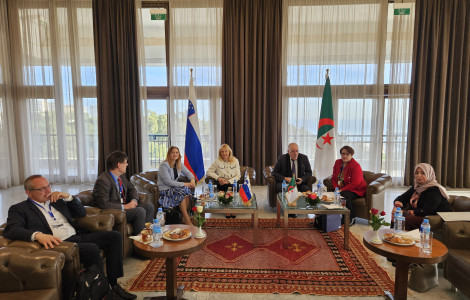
[66,230,123,285]
[340,190,361,219]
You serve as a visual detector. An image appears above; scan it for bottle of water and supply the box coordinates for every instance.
[208,180,214,200]
[420,218,431,253]
[233,180,238,194]
[334,187,340,205]
[394,207,402,232]
[282,180,287,195]
[316,180,323,198]
[157,207,165,227]
[151,219,163,248]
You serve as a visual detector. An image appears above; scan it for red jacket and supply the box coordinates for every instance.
[331,158,367,197]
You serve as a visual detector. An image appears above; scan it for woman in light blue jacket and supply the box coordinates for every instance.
[157,146,195,225]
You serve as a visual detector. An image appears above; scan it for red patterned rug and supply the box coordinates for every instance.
[128,218,394,296]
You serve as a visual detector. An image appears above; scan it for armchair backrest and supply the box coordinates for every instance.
[449,195,470,212]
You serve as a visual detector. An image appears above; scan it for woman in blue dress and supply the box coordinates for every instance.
[157,146,196,226]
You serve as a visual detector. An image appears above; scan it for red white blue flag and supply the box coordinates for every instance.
[183,74,205,181]
[239,179,252,203]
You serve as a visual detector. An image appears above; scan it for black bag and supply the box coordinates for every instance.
[164,207,181,225]
[71,264,112,300]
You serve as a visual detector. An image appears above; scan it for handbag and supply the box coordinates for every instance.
[164,206,181,225]
[408,263,438,292]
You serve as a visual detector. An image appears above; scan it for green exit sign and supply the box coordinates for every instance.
[151,14,166,20]
[394,8,411,15]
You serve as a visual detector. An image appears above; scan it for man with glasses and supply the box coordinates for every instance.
[92,151,154,236]
[272,143,313,218]
[4,175,137,300]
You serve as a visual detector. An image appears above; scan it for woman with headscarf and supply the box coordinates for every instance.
[392,163,451,230]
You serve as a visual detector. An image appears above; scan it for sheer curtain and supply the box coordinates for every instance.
[0,0,20,188]
[383,0,415,185]
[282,0,388,173]
[168,0,223,170]
[7,0,98,183]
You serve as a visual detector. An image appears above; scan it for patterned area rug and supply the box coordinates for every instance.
[128,218,394,296]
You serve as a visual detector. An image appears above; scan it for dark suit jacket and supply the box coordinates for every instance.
[4,198,86,241]
[272,153,313,184]
[92,172,139,210]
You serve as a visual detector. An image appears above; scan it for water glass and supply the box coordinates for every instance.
[340,198,347,208]
[420,231,433,254]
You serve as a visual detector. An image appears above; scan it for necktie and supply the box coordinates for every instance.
[292,159,296,179]
[117,177,125,203]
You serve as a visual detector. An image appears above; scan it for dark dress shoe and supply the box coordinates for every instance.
[226,215,231,219]
[113,284,137,300]
[231,215,237,219]
[288,214,297,218]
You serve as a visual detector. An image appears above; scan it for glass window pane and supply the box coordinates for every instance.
[146,99,168,168]
[141,8,167,86]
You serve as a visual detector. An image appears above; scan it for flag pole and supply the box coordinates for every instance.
[326,68,329,79]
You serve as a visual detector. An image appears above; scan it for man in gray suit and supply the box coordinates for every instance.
[92,151,154,235]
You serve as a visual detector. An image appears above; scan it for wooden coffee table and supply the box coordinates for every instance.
[363,228,448,300]
[277,193,350,249]
[134,224,206,300]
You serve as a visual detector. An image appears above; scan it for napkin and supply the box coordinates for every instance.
[130,235,152,244]
[322,204,343,209]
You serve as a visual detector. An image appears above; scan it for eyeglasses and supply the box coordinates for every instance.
[340,152,351,156]
[29,184,52,192]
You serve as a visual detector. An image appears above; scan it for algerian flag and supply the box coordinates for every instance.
[314,73,337,181]
[285,176,299,205]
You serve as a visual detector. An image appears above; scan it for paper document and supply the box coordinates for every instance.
[437,212,470,222]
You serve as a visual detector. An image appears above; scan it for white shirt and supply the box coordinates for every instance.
[30,195,77,241]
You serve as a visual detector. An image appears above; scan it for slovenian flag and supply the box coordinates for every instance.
[239,179,252,203]
[183,73,205,182]
[314,71,337,181]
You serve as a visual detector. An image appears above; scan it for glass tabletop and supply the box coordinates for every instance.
[277,193,346,211]
[199,194,257,210]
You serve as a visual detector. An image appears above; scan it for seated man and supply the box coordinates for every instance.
[4,175,136,300]
[92,151,154,235]
[272,143,313,217]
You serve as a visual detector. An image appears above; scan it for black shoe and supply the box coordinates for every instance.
[231,215,237,219]
[112,284,137,300]
[226,215,231,219]
[288,214,297,218]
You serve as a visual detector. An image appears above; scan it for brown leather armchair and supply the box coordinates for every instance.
[0,208,114,300]
[0,246,65,300]
[263,165,316,208]
[323,171,392,220]
[74,190,147,258]
[427,195,470,242]
[205,165,256,186]
[131,171,159,210]
[443,221,470,298]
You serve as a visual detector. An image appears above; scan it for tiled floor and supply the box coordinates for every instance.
[1,184,469,299]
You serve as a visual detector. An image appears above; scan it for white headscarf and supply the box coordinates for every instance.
[414,163,449,200]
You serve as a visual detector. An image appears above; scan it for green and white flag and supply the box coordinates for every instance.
[285,176,299,205]
[314,74,337,181]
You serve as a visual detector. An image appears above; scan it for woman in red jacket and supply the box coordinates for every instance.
[331,146,367,224]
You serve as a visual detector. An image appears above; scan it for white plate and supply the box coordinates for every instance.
[163,231,192,241]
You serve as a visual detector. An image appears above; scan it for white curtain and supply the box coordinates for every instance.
[382,0,415,185]
[168,0,222,170]
[282,0,414,185]
[0,0,20,188]
[5,0,98,184]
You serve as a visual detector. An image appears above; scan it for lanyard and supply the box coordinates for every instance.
[29,199,56,220]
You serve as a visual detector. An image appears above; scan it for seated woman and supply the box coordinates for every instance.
[392,163,451,231]
[331,145,367,224]
[206,144,241,218]
[157,146,196,226]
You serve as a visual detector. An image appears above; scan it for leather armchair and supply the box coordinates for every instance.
[0,246,65,300]
[74,190,146,258]
[0,208,114,300]
[131,171,159,210]
[324,171,392,220]
[205,165,256,186]
[263,165,316,209]
[443,221,470,298]
[427,195,470,242]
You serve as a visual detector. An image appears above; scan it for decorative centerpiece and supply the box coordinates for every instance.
[217,191,234,205]
[369,208,390,244]
[192,205,206,238]
[305,193,321,208]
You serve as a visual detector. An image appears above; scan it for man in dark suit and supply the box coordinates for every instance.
[272,142,313,197]
[92,151,154,235]
[4,175,136,300]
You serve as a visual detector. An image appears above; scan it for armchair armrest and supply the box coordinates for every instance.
[427,215,444,232]
[443,221,470,249]
[75,213,114,232]
[323,176,333,191]
[367,174,392,195]
[0,247,65,294]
